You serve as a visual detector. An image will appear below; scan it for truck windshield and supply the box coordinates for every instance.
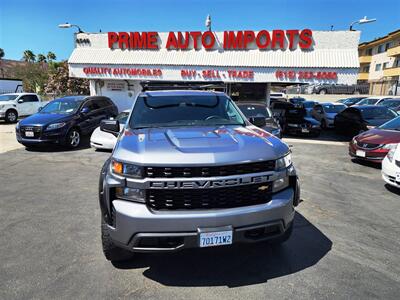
[0,94,18,101]
[129,95,246,129]
[40,99,83,114]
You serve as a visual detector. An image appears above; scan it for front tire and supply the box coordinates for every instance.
[318,89,327,95]
[5,110,18,123]
[66,128,81,148]
[101,218,134,262]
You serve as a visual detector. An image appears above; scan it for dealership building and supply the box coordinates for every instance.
[68,29,360,111]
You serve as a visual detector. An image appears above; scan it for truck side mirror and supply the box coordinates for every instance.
[249,116,266,128]
[100,119,120,137]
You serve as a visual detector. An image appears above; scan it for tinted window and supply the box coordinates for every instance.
[97,98,112,108]
[238,104,271,118]
[83,100,101,111]
[21,95,39,102]
[379,116,400,130]
[129,95,245,128]
[360,107,397,119]
[378,99,400,108]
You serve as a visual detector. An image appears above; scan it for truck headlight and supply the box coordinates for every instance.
[111,160,143,178]
[272,176,289,192]
[45,122,66,131]
[115,187,145,203]
[275,153,292,170]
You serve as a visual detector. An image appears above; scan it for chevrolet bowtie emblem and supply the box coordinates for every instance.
[258,185,269,191]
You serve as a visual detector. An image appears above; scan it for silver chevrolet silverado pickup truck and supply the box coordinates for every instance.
[98,90,300,262]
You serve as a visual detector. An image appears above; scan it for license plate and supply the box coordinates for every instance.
[356,150,366,157]
[396,172,400,182]
[301,128,309,133]
[199,230,233,248]
[25,131,34,137]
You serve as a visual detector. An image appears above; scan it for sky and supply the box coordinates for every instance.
[1,0,399,61]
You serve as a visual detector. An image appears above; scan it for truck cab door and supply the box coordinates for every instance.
[16,95,31,116]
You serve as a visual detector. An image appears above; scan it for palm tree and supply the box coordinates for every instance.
[47,51,56,62]
[0,48,4,60]
[37,54,47,63]
[23,50,36,62]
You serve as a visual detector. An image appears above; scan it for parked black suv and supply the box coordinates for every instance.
[16,95,118,148]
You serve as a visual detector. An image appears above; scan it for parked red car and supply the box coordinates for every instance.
[349,116,400,163]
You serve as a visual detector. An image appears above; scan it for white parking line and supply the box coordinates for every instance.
[283,138,348,146]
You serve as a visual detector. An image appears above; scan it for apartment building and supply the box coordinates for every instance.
[358,29,400,95]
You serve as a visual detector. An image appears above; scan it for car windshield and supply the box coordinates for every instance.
[40,98,83,114]
[129,95,245,129]
[379,116,400,131]
[323,104,346,113]
[116,112,129,124]
[357,98,378,105]
[302,102,315,108]
[237,104,272,118]
[360,107,397,119]
[378,100,400,108]
[0,94,18,101]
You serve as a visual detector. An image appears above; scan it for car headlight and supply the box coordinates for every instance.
[381,143,398,150]
[386,144,398,162]
[352,138,357,145]
[15,121,20,131]
[115,187,145,203]
[287,123,299,127]
[272,176,289,193]
[46,122,66,131]
[275,153,292,170]
[0,105,4,110]
[111,160,143,178]
[366,125,375,130]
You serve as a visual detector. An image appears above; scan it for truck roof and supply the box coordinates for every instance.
[1,92,38,96]
[140,90,226,97]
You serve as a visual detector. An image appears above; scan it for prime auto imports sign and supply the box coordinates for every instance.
[107,29,313,51]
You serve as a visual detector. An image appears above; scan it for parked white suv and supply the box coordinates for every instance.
[0,93,45,123]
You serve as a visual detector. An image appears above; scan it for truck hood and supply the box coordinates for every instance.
[19,113,71,126]
[0,100,16,106]
[357,128,400,144]
[113,125,289,166]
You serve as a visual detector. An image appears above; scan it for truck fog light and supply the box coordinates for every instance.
[273,176,289,192]
[115,187,145,203]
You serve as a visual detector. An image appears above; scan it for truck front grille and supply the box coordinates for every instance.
[146,182,272,210]
[144,160,275,178]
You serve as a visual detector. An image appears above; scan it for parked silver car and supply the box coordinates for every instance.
[311,102,347,128]
[98,90,300,262]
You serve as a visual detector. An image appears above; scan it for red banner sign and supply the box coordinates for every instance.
[108,29,313,51]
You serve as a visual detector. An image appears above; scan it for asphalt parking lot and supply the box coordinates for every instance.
[1,133,400,299]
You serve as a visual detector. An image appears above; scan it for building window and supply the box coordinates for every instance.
[375,64,382,71]
[385,42,392,51]
[383,62,389,69]
[366,48,373,56]
[395,59,400,68]
[377,44,385,53]
[363,66,370,72]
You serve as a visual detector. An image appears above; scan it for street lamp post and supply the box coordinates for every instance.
[349,16,376,31]
[58,23,84,33]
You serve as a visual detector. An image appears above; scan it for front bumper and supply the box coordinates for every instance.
[107,187,295,252]
[348,144,387,163]
[16,129,67,145]
[382,157,400,188]
[285,126,320,136]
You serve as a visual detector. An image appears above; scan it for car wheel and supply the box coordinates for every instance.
[321,119,327,129]
[101,218,134,262]
[67,128,81,148]
[5,110,18,123]
[270,222,293,245]
[318,89,327,95]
